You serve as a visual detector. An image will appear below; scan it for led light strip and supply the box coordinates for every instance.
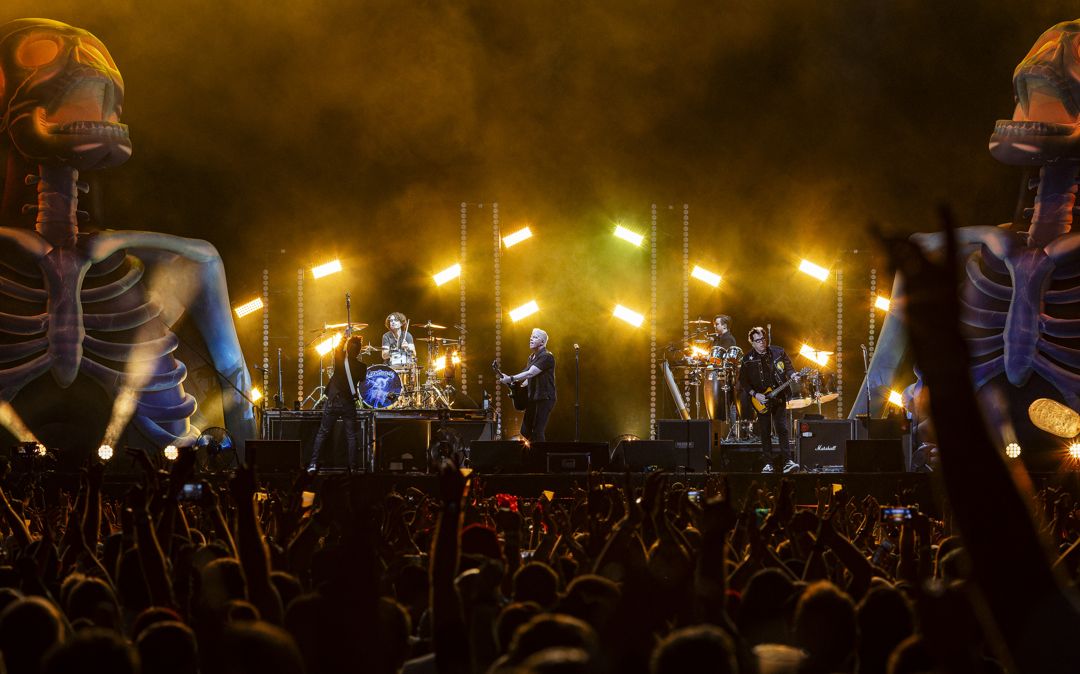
[460,202,468,396]
[650,203,658,439]
[492,202,502,438]
[297,269,304,406]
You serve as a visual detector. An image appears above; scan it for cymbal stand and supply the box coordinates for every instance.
[300,352,330,409]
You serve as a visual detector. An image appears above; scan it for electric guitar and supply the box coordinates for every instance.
[492,359,529,411]
[750,366,812,414]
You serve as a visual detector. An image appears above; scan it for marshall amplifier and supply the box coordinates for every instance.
[798,419,853,472]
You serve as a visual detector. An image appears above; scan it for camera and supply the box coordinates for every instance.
[686,490,702,504]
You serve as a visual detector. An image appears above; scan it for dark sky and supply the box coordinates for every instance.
[3,1,1076,441]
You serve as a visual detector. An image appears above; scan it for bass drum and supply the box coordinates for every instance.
[361,364,402,409]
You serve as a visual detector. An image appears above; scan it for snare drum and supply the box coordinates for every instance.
[361,364,402,408]
[389,350,413,368]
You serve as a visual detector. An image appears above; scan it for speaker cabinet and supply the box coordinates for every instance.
[798,419,853,472]
[655,419,714,471]
[470,440,526,472]
[846,439,905,472]
[375,419,431,472]
[610,439,678,471]
[244,440,302,472]
[532,442,609,472]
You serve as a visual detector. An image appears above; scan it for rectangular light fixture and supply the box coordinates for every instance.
[251,387,263,403]
[614,225,645,247]
[799,343,830,366]
[887,390,904,407]
[234,297,264,318]
[798,259,830,281]
[315,332,342,356]
[311,259,343,279]
[613,304,645,327]
[874,295,891,311]
[509,300,539,322]
[433,263,461,286]
[691,265,721,287]
[503,227,533,248]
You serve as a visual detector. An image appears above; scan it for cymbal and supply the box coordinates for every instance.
[360,345,381,355]
[417,321,446,330]
[803,349,833,356]
[687,319,711,325]
[786,398,814,410]
[816,392,839,403]
[323,322,367,331]
[439,338,460,345]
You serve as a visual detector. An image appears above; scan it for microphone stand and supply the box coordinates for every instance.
[861,344,872,434]
[274,348,284,409]
[574,344,581,442]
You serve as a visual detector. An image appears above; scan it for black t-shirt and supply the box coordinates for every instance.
[527,349,556,401]
[712,331,737,349]
[327,337,366,399]
[739,345,793,399]
[381,331,415,361]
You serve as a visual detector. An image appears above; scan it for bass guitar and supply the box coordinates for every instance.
[750,366,812,414]
[492,359,529,411]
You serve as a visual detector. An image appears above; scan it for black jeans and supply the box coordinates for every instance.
[309,393,359,469]
[521,398,555,442]
[756,406,790,467]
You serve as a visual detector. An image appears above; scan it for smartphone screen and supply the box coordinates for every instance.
[881,506,912,523]
[301,491,315,508]
[178,483,203,501]
[687,490,701,504]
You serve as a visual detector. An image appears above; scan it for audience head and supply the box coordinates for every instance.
[41,627,137,674]
[203,621,305,674]
[0,596,68,674]
[856,584,914,674]
[137,621,199,674]
[793,581,856,674]
[513,562,561,608]
[651,624,738,674]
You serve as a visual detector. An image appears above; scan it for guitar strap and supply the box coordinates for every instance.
[344,356,358,399]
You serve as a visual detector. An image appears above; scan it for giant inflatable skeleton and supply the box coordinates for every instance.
[858,19,1080,450]
[0,19,254,449]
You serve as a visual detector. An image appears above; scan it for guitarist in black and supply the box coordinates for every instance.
[739,326,799,473]
[498,328,556,442]
[307,330,366,473]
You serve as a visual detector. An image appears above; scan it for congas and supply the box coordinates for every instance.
[703,367,736,422]
[724,346,744,365]
[361,365,402,408]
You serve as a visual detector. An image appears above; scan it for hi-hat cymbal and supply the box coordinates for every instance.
[417,320,446,330]
[439,338,460,345]
[415,336,440,343]
[360,345,380,355]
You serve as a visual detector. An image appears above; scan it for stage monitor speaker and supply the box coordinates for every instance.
[655,419,714,471]
[798,419,853,472]
[610,439,677,472]
[531,442,609,472]
[376,419,430,472]
[846,439,905,472]
[245,440,302,472]
[470,440,525,473]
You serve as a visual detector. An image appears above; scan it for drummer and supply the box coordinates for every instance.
[712,315,737,349]
[381,311,416,365]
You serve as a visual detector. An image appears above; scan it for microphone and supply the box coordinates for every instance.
[860,344,867,354]
[573,343,580,351]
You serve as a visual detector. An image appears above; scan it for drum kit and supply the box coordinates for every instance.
[303,319,463,411]
[672,318,837,441]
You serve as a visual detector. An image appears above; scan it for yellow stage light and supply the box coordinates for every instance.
[433,263,461,286]
[887,390,904,407]
[251,387,263,403]
[315,333,342,356]
[798,259,830,281]
[433,355,447,371]
[691,345,709,358]
[614,304,645,327]
[311,259,343,279]
[33,442,46,457]
[503,227,533,248]
[875,295,891,311]
[691,265,721,287]
[234,297,264,318]
[98,444,114,461]
[1005,442,1021,459]
[451,352,461,365]
[614,225,645,247]
[799,344,830,366]
[1069,442,1080,460]
[509,300,540,322]
[163,445,179,461]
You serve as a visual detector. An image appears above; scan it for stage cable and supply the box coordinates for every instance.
[460,202,468,397]
[650,203,658,439]
[296,268,304,408]
[492,202,502,438]
[836,268,843,418]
